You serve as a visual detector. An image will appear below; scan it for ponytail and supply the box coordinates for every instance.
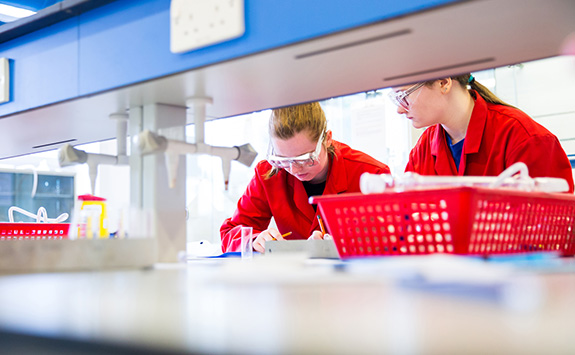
[452,74,515,108]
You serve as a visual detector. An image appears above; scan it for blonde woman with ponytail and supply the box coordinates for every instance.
[389,74,574,193]
[221,102,389,253]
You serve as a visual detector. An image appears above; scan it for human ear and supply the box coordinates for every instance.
[325,130,333,146]
[439,78,452,93]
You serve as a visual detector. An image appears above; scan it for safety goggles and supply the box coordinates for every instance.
[267,131,325,169]
[388,82,425,111]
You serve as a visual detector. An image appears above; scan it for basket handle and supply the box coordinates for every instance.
[8,206,69,223]
[487,162,570,192]
[489,162,533,189]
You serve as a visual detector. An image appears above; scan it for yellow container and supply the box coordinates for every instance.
[77,195,108,239]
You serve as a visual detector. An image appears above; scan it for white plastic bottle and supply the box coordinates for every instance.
[360,173,394,194]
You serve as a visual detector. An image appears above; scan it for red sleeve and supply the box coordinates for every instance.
[507,135,574,193]
[405,132,428,174]
[220,168,274,252]
[375,164,391,175]
[405,150,417,173]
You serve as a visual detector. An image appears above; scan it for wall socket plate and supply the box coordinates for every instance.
[170,0,245,54]
[0,58,9,104]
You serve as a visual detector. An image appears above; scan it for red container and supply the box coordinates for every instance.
[311,187,575,259]
[0,223,70,240]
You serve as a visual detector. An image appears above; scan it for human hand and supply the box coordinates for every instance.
[253,228,282,253]
[307,231,332,240]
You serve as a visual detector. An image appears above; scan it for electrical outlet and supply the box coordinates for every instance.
[170,0,245,54]
[0,58,9,104]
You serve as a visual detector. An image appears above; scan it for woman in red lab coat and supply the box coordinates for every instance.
[220,102,390,253]
[389,74,574,193]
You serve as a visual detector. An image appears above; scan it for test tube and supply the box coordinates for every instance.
[241,226,253,259]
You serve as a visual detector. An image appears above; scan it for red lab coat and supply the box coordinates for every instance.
[406,93,574,193]
[220,140,390,252]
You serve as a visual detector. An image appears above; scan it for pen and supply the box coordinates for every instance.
[272,231,292,241]
[317,215,326,236]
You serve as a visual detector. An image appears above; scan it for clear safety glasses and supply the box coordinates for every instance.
[388,82,425,111]
[267,131,325,169]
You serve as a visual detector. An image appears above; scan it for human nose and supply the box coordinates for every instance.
[287,162,304,174]
[397,105,408,115]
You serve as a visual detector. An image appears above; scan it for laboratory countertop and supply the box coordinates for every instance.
[0,254,574,354]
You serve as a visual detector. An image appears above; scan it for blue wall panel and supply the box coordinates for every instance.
[0,17,78,116]
[77,0,174,94]
[0,0,460,116]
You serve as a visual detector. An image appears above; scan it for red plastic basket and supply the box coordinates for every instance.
[0,223,70,240]
[311,187,575,259]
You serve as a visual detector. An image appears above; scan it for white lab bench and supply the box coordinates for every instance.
[0,255,574,354]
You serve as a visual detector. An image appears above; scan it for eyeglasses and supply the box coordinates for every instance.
[388,82,426,111]
[267,131,325,169]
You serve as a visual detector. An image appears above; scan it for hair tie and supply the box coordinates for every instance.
[468,75,475,84]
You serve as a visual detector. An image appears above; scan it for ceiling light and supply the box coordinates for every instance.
[0,4,36,23]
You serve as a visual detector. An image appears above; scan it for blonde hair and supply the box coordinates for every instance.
[264,102,334,179]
